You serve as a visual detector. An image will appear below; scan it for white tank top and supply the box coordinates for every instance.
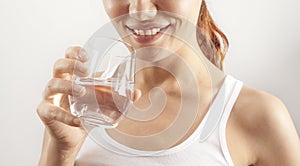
[75,75,243,166]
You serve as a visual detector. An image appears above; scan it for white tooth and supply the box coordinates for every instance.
[134,29,139,34]
[139,30,144,36]
[145,30,152,35]
[151,29,157,35]
[153,28,160,35]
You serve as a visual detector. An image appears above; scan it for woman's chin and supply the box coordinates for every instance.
[135,46,173,63]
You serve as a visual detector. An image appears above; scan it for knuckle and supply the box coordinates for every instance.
[42,89,50,99]
[46,79,64,96]
[46,78,72,95]
[54,59,76,76]
[54,58,64,68]
[36,102,44,116]
[74,62,87,75]
[61,81,72,94]
[36,101,50,119]
[53,58,66,73]
[47,78,57,91]
[48,109,57,120]
[43,79,58,99]
[65,46,75,56]
[65,46,82,59]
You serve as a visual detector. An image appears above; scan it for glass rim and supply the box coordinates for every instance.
[87,36,136,56]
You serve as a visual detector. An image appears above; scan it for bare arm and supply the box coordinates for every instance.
[38,127,87,166]
[252,93,300,165]
[39,130,76,166]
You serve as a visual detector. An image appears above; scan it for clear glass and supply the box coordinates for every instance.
[69,37,136,128]
[67,11,221,153]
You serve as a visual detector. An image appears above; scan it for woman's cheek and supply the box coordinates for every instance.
[158,0,201,23]
[103,0,129,19]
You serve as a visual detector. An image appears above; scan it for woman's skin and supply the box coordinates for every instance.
[37,0,300,165]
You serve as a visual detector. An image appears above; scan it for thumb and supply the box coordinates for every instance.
[131,88,142,102]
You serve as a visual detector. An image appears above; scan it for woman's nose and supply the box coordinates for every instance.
[129,0,157,21]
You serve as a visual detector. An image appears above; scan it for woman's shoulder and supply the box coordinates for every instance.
[228,86,300,165]
[232,86,290,132]
[233,86,287,123]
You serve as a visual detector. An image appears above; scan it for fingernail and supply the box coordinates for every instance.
[77,50,87,60]
[73,118,81,125]
[73,85,85,95]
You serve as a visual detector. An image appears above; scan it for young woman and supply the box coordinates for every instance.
[37,0,300,165]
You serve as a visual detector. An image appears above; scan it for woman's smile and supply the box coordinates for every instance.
[126,23,171,44]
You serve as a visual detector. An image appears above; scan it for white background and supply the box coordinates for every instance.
[0,0,299,165]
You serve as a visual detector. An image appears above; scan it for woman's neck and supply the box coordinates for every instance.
[135,44,213,89]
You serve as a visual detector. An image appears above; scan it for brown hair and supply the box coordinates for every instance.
[197,0,229,70]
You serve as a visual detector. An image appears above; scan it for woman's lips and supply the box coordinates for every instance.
[126,25,170,44]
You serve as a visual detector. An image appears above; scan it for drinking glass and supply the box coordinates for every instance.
[69,37,136,128]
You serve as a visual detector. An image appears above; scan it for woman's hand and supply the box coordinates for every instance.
[37,47,89,166]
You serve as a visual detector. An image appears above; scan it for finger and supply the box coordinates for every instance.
[43,78,86,100]
[53,58,89,78]
[132,89,142,102]
[36,100,81,127]
[59,94,71,110]
[65,46,88,62]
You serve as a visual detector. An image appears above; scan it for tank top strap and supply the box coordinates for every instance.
[199,75,243,142]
